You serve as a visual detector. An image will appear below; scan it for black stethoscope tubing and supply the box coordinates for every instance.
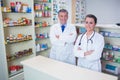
[79,31,95,45]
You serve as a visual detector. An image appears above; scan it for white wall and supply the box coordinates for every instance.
[86,0,120,24]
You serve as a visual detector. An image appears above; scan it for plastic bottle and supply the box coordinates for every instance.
[36,44,40,52]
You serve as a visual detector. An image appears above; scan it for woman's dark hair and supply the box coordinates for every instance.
[58,9,68,15]
[85,14,97,24]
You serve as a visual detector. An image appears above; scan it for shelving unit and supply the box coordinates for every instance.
[34,0,52,57]
[0,0,35,80]
[98,26,120,76]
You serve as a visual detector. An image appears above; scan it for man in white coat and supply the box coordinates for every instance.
[49,9,77,65]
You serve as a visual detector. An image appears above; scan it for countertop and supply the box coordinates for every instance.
[21,55,117,80]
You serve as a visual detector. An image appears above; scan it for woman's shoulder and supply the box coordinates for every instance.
[95,32,104,38]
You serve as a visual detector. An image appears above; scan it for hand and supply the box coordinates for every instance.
[55,35,59,39]
[84,50,94,56]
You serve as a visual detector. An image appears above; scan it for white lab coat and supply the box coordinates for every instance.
[74,31,104,72]
[49,23,77,65]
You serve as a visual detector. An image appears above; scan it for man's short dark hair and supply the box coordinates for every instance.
[58,9,68,15]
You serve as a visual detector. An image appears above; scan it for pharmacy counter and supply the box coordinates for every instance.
[21,56,117,80]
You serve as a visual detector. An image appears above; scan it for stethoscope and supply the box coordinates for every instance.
[79,31,95,45]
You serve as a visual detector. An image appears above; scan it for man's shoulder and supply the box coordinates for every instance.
[67,24,75,27]
[67,24,76,30]
[51,23,59,27]
[50,24,58,29]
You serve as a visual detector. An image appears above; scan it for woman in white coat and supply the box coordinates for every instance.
[74,14,104,72]
[49,9,77,64]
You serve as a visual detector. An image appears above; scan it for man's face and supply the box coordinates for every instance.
[58,12,68,24]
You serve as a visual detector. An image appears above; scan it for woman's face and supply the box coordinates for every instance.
[58,12,68,25]
[85,17,96,32]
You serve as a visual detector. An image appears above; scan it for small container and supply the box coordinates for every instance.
[10,2,15,12]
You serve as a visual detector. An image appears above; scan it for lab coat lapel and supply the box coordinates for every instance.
[55,23,63,34]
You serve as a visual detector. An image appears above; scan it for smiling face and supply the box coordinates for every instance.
[85,17,96,32]
[58,11,68,25]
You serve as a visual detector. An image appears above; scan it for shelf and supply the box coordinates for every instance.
[9,69,23,78]
[34,1,51,3]
[96,24,120,29]
[3,17,32,27]
[102,70,118,76]
[35,16,51,18]
[2,12,32,13]
[3,24,32,28]
[104,48,120,52]
[104,36,120,38]
[36,47,50,53]
[35,25,50,28]
[35,38,49,41]
[6,39,33,44]
[34,10,51,11]
[101,59,114,62]
[75,24,120,29]
[7,53,33,62]
[101,59,120,66]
